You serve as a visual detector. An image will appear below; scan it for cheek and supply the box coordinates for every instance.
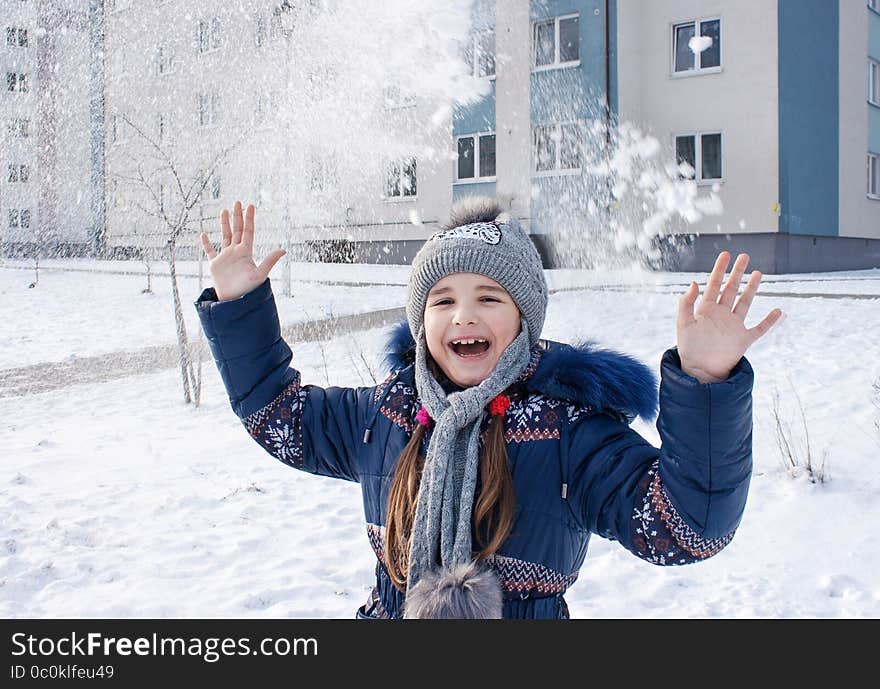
[422,311,444,355]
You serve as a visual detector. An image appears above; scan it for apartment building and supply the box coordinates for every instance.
[13,1,880,272]
[1,0,101,257]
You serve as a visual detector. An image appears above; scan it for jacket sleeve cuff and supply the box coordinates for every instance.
[194,278,279,362]
[656,347,754,538]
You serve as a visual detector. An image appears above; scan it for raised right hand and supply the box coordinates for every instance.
[199,200,286,301]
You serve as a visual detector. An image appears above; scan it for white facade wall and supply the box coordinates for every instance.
[617,0,780,236]
[105,0,455,254]
[839,0,880,239]
[1,0,93,249]
[494,0,532,223]
[1,0,38,245]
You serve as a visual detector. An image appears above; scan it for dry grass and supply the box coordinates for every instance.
[771,382,828,484]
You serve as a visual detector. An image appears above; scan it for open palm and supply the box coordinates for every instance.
[199,201,286,302]
[677,251,783,383]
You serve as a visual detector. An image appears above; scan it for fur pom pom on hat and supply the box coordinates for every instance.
[405,196,548,346]
[403,561,503,619]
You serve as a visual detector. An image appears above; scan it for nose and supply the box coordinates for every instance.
[452,303,477,326]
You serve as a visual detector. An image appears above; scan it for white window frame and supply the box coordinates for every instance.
[6,27,27,48]
[255,14,267,47]
[8,117,29,137]
[6,71,28,93]
[7,163,28,183]
[868,152,880,200]
[197,93,221,128]
[671,17,722,77]
[383,82,416,110]
[870,0,880,14]
[157,111,174,144]
[674,131,724,184]
[532,13,580,72]
[531,121,582,176]
[869,59,880,107]
[454,131,497,183]
[308,153,338,194]
[8,208,31,229]
[110,112,128,145]
[197,17,221,54]
[384,157,417,201]
[156,44,176,76]
[463,27,496,79]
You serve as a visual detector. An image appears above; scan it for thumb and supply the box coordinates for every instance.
[258,249,287,278]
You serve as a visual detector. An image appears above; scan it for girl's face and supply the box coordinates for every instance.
[423,272,522,388]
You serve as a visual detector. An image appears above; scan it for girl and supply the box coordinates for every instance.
[195,197,782,619]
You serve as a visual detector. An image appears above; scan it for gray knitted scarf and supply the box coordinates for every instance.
[407,317,532,589]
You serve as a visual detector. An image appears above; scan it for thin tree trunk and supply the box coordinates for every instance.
[167,240,192,404]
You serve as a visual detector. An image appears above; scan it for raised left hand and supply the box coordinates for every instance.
[677,251,783,383]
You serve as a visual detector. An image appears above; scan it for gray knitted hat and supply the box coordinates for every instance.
[406,197,548,345]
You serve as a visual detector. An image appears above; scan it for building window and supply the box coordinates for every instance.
[211,174,221,200]
[198,18,221,53]
[383,82,416,109]
[869,153,879,199]
[197,94,221,127]
[110,113,128,144]
[463,28,495,78]
[675,132,723,182]
[6,72,28,92]
[532,123,581,173]
[8,208,30,228]
[385,158,417,198]
[309,155,338,193]
[673,19,721,74]
[455,132,496,181]
[7,163,28,183]
[157,112,173,143]
[6,27,27,47]
[870,0,880,13]
[533,14,579,69]
[255,14,266,47]
[8,117,29,137]
[869,59,880,107]
[156,45,175,75]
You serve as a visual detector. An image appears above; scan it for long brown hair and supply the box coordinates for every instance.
[383,383,517,590]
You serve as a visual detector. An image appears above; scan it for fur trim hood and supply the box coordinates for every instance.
[382,319,659,423]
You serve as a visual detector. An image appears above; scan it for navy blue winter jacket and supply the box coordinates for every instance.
[195,278,754,619]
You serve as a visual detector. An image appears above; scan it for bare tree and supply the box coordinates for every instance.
[112,115,246,406]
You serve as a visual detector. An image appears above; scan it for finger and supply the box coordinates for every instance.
[199,232,217,260]
[242,204,255,251]
[732,270,763,319]
[257,248,287,278]
[220,208,232,248]
[677,281,699,326]
[718,253,750,309]
[747,308,784,344]
[701,251,731,307]
[232,200,244,245]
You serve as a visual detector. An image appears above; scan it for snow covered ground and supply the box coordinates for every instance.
[2,259,879,618]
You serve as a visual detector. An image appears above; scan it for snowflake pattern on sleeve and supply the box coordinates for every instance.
[630,460,735,565]
[241,373,309,469]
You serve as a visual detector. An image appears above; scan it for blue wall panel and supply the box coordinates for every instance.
[529,0,612,236]
[453,80,496,135]
[777,0,839,236]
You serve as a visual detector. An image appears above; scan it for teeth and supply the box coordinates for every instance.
[452,338,487,345]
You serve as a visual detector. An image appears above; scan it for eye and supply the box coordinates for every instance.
[480,296,500,303]
[432,298,453,306]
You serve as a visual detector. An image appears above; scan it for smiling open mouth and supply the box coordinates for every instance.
[449,338,491,357]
